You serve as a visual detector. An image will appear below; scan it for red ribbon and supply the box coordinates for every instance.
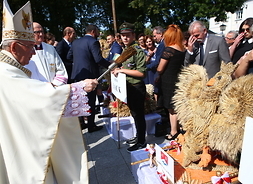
[157,171,170,184]
[170,140,181,154]
[211,172,231,184]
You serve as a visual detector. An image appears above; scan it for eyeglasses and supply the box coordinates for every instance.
[241,28,250,32]
[16,42,35,50]
[34,30,44,34]
[225,37,235,40]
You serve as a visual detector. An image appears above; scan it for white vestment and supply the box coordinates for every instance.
[0,51,88,184]
[25,42,68,86]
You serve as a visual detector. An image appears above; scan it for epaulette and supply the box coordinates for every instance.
[132,43,141,49]
[135,45,141,49]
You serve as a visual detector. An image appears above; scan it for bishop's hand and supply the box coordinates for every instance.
[83,79,98,92]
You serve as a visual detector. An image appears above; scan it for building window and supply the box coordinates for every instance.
[236,8,243,20]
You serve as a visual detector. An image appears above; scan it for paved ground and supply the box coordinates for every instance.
[83,113,168,184]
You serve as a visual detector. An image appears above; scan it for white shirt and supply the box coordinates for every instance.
[25,42,68,86]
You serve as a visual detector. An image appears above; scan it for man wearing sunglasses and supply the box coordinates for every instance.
[225,31,238,48]
[232,17,253,64]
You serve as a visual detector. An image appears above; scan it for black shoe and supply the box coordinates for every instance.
[165,132,180,140]
[80,123,88,130]
[127,143,147,152]
[88,126,103,133]
[97,114,112,118]
[126,137,137,145]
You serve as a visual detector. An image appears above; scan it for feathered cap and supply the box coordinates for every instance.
[2,0,34,42]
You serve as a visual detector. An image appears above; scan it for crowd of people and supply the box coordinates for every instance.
[127,18,253,142]
[2,0,253,183]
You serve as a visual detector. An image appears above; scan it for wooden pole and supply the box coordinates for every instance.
[117,98,120,148]
[111,0,117,35]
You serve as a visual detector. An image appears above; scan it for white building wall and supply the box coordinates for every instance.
[209,0,253,36]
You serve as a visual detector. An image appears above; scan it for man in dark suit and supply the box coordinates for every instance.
[106,34,123,61]
[152,26,165,69]
[185,20,231,79]
[152,26,165,102]
[56,27,76,84]
[67,24,111,133]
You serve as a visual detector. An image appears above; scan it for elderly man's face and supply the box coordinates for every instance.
[225,32,235,46]
[152,30,162,43]
[190,27,207,43]
[33,23,44,44]
[13,40,35,66]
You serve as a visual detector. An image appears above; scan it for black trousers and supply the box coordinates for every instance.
[74,78,97,130]
[126,81,146,144]
[86,89,97,130]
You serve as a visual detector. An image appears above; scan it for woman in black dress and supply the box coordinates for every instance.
[157,24,186,140]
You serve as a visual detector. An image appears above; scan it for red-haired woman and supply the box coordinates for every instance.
[157,24,186,140]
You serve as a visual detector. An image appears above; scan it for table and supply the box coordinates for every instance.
[101,107,161,141]
[131,148,163,184]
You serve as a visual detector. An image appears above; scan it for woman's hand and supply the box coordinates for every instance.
[233,33,244,46]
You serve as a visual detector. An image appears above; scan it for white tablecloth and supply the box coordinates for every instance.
[101,107,161,141]
[131,149,163,184]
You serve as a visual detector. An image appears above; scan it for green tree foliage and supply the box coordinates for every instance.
[0,0,78,40]
[129,0,246,31]
[188,0,246,21]
[0,0,247,41]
